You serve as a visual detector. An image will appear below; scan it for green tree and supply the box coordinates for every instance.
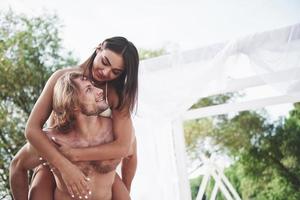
[215,109,300,199]
[184,93,238,200]
[0,10,77,199]
[184,93,237,160]
[139,48,166,60]
[185,93,300,199]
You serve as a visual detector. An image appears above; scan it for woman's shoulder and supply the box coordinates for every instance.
[40,66,81,94]
[49,66,81,81]
[54,66,81,74]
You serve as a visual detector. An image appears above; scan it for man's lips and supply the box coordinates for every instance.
[96,96,104,102]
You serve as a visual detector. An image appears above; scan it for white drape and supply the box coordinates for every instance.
[131,23,300,200]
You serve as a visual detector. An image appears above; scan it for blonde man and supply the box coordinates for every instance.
[10,71,135,200]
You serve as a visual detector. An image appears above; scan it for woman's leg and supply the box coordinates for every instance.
[112,173,131,200]
[29,165,56,200]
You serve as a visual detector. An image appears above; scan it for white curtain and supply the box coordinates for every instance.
[131,23,300,200]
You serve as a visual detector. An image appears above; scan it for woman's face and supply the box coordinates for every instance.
[92,48,124,82]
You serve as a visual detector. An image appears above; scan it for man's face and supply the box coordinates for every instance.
[74,77,109,116]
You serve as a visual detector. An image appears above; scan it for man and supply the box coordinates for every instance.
[10,71,135,200]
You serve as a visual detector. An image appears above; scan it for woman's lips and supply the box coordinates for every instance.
[96,70,104,80]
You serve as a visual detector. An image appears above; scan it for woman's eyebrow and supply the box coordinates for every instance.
[103,56,111,66]
[103,55,123,71]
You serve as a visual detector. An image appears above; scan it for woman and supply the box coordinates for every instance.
[25,36,139,199]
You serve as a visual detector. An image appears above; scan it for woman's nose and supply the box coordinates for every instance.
[102,68,110,77]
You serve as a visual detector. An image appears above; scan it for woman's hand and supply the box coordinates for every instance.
[59,161,91,199]
[51,137,91,198]
[52,137,77,162]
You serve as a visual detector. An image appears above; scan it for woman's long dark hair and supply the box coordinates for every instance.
[80,36,139,113]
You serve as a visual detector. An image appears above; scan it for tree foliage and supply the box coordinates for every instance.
[139,48,166,60]
[0,10,78,199]
[185,92,300,199]
[184,93,236,160]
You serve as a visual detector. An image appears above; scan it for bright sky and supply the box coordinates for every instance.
[1,0,299,118]
[1,0,300,61]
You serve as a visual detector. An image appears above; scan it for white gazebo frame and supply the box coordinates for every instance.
[172,67,300,200]
[133,23,300,200]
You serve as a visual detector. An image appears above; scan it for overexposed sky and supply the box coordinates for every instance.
[1,0,299,118]
[1,0,300,61]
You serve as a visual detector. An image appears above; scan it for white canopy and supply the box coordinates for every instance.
[132,23,300,200]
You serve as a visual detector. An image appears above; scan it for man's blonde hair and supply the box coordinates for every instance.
[52,71,83,130]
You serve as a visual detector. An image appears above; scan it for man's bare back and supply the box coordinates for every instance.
[46,117,120,200]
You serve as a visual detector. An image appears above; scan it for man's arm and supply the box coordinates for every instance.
[9,143,42,200]
[121,137,137,192]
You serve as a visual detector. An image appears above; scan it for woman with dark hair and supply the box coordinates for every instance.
[23,36,139,199]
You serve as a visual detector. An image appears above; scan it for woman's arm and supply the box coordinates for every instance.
[68,108,134,161]
[25,69,66,167]
[25,68,90,197]
[56,83,134,161]
[121,137,137,192]
[112,174,131,200]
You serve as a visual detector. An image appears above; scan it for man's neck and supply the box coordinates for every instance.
[73,113,102,139]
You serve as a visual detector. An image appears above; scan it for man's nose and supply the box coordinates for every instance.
[96,88,103,96]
